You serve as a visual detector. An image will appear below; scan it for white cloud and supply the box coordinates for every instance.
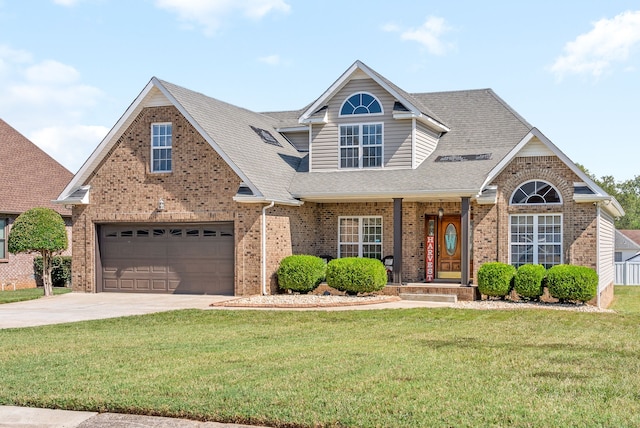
[25,60,80,85]
[550,10,640,79]
[258,54,281,65]
[0,44,106,171]
[29,125,108,173]
[52,0,80,5]
[381,22,401,33]
[0,45,32,75]
[386,16,455,55]
[155,0,291,36]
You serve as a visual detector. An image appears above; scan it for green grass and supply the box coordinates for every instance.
[610,285,640,315]
[0,288,639,427]
[0,287,71,304]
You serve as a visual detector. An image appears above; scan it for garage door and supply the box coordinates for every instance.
[99,223,234,294]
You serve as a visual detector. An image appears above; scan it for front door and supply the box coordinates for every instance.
[438,215,461,279]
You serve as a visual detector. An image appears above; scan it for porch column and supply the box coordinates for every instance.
[461,197,470,286]
[393,198,403,284]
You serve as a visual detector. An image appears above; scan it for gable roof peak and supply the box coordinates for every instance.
[299,60,449,132]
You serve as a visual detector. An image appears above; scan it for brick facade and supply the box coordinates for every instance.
[71,106,318,296]
[71,106,609,303]
[472,155,601,285]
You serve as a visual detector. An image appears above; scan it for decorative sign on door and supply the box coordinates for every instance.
[426,219,435,282]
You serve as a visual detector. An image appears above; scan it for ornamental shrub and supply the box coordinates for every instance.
[34,256,72,287]
[547,264,598,303]
[477,262,516,299]
[8,207,68,296]
[326,257,387,294]
[514,264,546,300]
[277,255,326,293]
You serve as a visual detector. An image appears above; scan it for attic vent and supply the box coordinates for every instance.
[574,185,595,195]
[236,183,254,196]
[250,126,281,147]
[393,101,410,112]
[435,153,492,162]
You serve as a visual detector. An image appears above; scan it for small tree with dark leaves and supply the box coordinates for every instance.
[8,207,68,296]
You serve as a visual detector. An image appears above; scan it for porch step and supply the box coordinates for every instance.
[399,293,457,303]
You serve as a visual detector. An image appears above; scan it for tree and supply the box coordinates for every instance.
[8,207,68,296]
[577,163,640,229]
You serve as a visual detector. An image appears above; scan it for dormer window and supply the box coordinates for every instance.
[340,92,383,116]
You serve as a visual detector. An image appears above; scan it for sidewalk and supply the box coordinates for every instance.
[0,406,268,427]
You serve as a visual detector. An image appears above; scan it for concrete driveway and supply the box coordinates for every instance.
[0,292,235,329]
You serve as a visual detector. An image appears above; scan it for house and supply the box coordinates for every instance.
[55,61,623,306]
[0,119,73,290]
[615,230,640,262]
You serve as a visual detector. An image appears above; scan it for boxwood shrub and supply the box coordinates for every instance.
[546,264,598,303]
[277,255,326,293]
[514,264,546,300]
[326,257,387,294]
[477,262,516,299]
[34,256,72,287]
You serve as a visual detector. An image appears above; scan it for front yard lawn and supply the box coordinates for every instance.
[0,287,639,427]
[0,287,71,304]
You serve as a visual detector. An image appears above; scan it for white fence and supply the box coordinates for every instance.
[615,262,640,285]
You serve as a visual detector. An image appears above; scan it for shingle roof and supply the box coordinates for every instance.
[618,230,640,249]
[0,119,72,216]
[158,80,304,203]
[288,89,531,198]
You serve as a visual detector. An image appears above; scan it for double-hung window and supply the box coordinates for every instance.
[339,123,383,168]
[338,216,382,259]
[0,218,6,261]
[510,214,562,268]
[151,123,172,173]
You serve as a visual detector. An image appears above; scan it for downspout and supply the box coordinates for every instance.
[262,201,275,295]
[596,203,601,309]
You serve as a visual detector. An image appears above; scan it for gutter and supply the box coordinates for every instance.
[261,201,275,295]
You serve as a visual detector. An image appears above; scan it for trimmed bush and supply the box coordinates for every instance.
[477,262,516,299]
[326,257,387,294]
[34,256,72,287]
[547,264,598,303]
[514,264,546,300]
[277,255,326,293]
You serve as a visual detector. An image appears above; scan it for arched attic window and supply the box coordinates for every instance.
[339,92,383,116]
[510,180,562,205]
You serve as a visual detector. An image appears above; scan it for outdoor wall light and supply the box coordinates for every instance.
[158,198,165,211]
[438,207,444,219]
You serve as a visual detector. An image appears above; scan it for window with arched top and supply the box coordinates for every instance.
[339,92,383,116]
[510,180,561,205]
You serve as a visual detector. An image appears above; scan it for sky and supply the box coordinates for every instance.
[0,1,639,182]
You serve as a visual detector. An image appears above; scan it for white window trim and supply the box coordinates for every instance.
[338,91,384,117]
[509,213,563,267]
[338,216,383,259]
[338,122,384,169]
[510,179,563,206]
[0,217,7,262]
[150,122,173,173]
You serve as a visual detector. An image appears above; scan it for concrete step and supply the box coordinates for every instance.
[399,293,457,303]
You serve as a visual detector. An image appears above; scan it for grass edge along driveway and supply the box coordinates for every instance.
[0,286,639,427]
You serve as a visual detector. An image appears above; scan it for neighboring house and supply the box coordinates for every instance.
[56,61,623,306]
[0,119,73,289]
[615,230,640,262]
